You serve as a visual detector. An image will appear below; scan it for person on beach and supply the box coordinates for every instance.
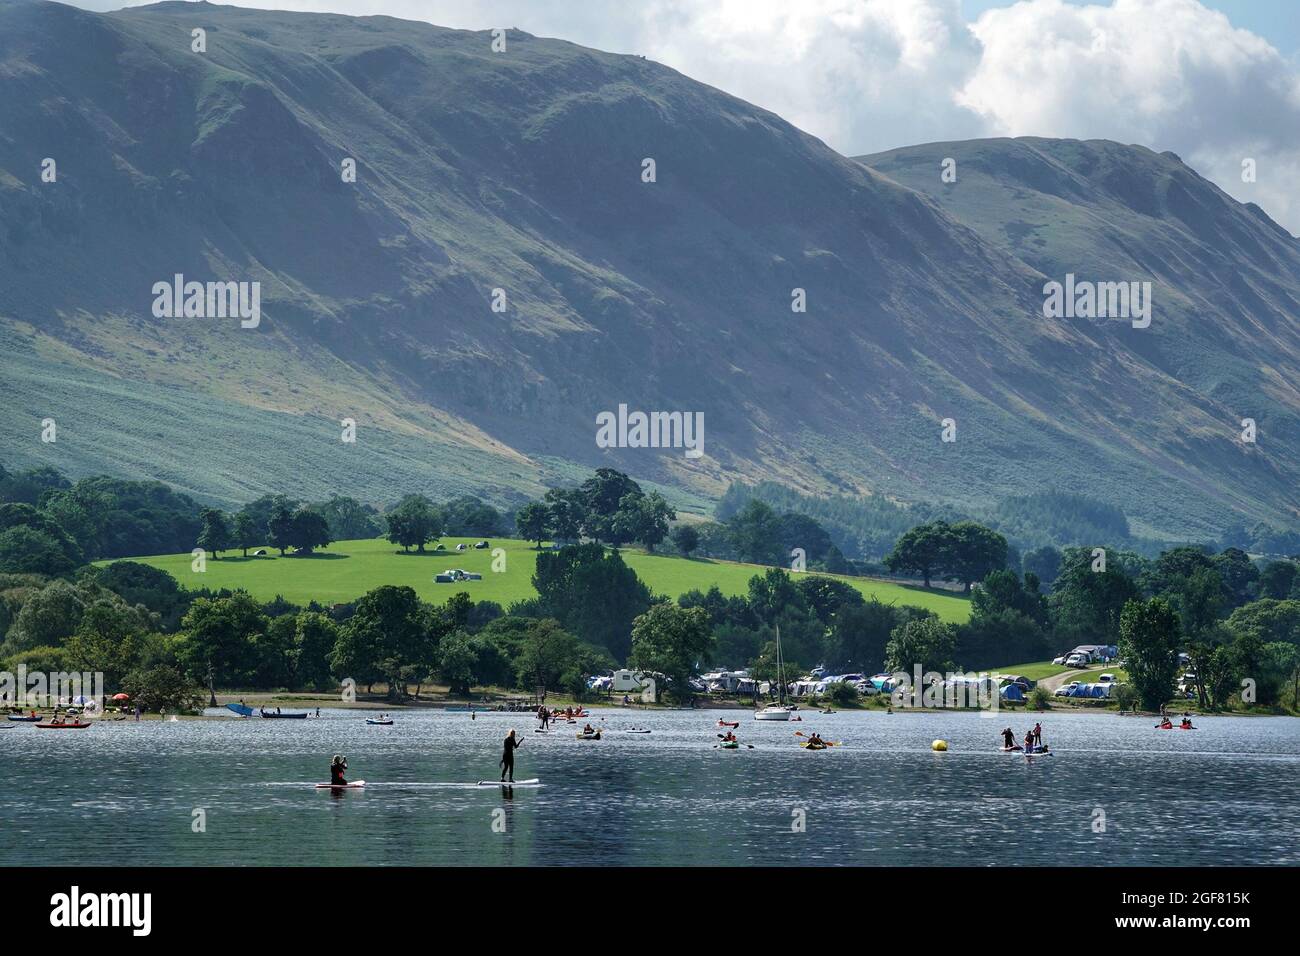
[500,729,522,782]
[330,755,348,786]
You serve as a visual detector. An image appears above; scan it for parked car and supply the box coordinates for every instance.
[1054,681,1081,697]
[1052,656,1067,665]
[1065,653,1089,668]
[473,541,490,549]
[1098,673,1116,684]
[251,548,267,556]
[434,568,482,583]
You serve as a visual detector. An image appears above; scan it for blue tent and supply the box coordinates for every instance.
[1000,684,1025,702]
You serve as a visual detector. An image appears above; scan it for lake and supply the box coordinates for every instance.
[4,708,1297,866]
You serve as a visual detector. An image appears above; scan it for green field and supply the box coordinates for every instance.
[112,537,971,622]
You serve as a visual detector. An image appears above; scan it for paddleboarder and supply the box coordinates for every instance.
[1001,727,1016,750]
[499,729,522,783]
[1033,722,1043,748]
[330,755,348,786]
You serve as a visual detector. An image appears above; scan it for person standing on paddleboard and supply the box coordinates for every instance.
[539,706,550,731]
[500,730,522,782]
[1033,723,1042,748]
[330,755,348,786]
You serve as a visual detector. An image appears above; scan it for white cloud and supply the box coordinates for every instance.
[70,0,1300,232]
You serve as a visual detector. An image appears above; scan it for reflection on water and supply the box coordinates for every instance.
[4,709,1297,866]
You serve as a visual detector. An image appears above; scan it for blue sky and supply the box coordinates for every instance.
[962,0,1299,55]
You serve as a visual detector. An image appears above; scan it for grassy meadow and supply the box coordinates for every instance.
[111,536,972,622]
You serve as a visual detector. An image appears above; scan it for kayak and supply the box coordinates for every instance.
[225,703,255,717]
[576,731,601,740]
[720,741,740,749]
[260,711,309,719]
[7,714,41,722]
[365,718,394,725]
[624,729,651,734]
[801,742,828,750]
[315,780,365,789]
[1156,725,1196,730]
[717,720,739,728]
[36,722,93,729]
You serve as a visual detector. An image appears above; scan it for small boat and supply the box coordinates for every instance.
[756,625,793,720]
[315,780,365,789]
[365,718,394,726]
[260,710,309,719]
[36,722,93,730]
[576,731,601,740]
[225,703,255,718]
[7,714,42,722]
[720,740,740,749]
[801,741,828,750]
[717,720,740,728]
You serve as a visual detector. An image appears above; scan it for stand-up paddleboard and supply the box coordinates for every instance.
[476,778,540,786]
[624,729,651,734]
[225,702,255,717]
[315,780,366,789]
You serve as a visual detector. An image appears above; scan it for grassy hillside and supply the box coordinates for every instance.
[111,536,971,623]
[4,3,1296,540]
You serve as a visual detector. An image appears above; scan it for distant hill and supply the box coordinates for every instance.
[2,2,1296,539]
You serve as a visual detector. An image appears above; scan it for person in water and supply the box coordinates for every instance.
[500,729,522,782]
[330,755,348,785]
[1001,728,1017,750]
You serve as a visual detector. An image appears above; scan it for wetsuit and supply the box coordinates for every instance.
[330,762,347,786]
[500,735,522,782]
[540,709,549,730]
[1002,729,1016,749]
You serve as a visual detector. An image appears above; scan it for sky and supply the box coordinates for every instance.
[66,0,1300,233]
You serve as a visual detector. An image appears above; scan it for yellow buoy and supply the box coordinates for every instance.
[931,739,948,751]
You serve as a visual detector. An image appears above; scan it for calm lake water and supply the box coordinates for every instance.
[4,708,1297,866]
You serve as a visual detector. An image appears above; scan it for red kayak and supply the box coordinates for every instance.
[35,722,92,730]
[717,720,739,728]
[1156,724,1196,730]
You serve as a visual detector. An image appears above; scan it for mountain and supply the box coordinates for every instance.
[1,1,1296,540]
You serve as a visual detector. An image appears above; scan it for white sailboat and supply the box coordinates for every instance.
[754,623,792,721]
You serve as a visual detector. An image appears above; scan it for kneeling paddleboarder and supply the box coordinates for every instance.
[330,754,348,786]
[500,730,522,783]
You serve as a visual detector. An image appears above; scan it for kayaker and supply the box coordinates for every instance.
[1001,728,1016,750]
[1159,718,1173,729]
[722,731,736,742]
[499,729,522,783]
[808,732,825,746]
[1180,717,1194,729]
[330,755,348,786]
[582,722,595,735]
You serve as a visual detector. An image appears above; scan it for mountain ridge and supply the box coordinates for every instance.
[1,2,1296,538]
